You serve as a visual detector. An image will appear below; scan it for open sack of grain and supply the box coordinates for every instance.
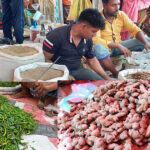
[118,69,150,81]
[14,62,69,82]
[0,44,45,81]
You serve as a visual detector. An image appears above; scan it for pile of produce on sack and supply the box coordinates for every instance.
[58,80,150,150]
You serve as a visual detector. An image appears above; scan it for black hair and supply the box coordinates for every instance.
[102,0,109,4]
[78,8,105,30]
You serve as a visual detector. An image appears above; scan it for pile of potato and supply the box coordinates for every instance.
[58,80,150,150]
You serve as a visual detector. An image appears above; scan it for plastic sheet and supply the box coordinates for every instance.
[127,51,150,65]
[140,63,150,70]
[58,83,97,113]
[132,50,150,60]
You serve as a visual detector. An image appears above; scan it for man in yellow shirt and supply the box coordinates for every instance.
[93,0,150,78]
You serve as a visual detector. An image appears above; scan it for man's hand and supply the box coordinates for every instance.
[144,42,150,52]
[69,75,75,80]
[118,44,132,57]
[108,43,132,57]
[34,82,58,97]
[87,57,109,80]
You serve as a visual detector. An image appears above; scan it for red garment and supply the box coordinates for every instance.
[121,0,150,41]
[62,0,71,6]
[122,0,150,23]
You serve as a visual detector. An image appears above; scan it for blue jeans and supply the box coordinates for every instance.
[94,37,150,60]
[1,0,25,44]
[70,66,104,80]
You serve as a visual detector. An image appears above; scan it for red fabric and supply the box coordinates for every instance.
[62,0,71,6]
[0,22,2,29]
[121,0,150,41]
[122,0,150,23]
[48,137,58,148]
[43,41,52,49]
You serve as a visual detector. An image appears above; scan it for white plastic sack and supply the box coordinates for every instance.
[0,43,45,81]
[20,135,57,150]
[0,84,21,95]
[34,33,46,44]
[139,63,150,70]
[14,62,69,82]
[118,69,150,81]
[126,51,150,65]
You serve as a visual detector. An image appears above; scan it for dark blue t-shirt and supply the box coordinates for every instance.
[43,23,95,71]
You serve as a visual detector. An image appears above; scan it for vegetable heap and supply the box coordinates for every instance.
[0,82,19,87]
[58,80,150,150]
[0,95,37,150]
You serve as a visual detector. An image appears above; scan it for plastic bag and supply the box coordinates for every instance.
[67,0,92,21]
[132,50,150,60]
[140,63,150,70]
[127,51,150,65]
[58,83,97,113]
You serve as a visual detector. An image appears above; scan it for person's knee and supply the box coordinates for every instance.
[81,69,104,80]
[94,44,110,61]
[71,68,103,80]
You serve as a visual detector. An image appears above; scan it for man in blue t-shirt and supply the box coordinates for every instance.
[43,8,109,80]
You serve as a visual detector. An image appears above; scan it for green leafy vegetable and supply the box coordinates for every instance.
[0,82,20,87]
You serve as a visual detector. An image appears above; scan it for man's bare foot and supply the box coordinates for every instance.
[110,63,125,79]
[37,96,57,109]
[119,63,126,72]
[45,109,58,117]
[11,90,31,99]
[44,104,59,117]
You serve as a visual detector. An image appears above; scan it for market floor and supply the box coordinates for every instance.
[5,94,39,106]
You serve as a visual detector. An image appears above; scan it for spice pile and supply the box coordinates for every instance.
[0,46,38,57]
[0,95,37,150]
[126,72,150,80]
[58,80,150,150]
[21,67,64,81]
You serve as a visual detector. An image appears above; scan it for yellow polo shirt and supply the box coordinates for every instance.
[93,10,141,54]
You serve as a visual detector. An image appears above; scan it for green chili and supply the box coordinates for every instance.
[0,95,38,150]
[0,82,20,87]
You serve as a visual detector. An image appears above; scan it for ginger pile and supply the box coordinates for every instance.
[58,80,150,150]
